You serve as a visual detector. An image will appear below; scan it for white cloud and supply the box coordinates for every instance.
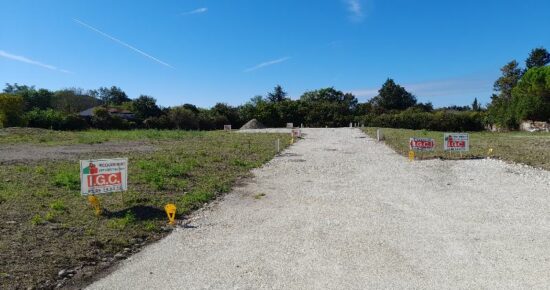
[73,18,174,68]
[182,7,208,15]
[0,50,71,73]
[244,57,291,72]
[345,0,364,21]
[350,77,493,100]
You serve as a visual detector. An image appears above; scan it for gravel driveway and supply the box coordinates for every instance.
[88,128,550,289]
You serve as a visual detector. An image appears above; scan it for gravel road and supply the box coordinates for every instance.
[88,128,550,289]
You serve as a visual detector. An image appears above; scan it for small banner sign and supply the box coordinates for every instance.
[224,125,232,131]
[409,138,435,151]
[80,158,128,195]
[444,133,469,152]
[286,123,294,128]
[291,129,301,138]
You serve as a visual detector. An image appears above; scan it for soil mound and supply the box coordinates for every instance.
[240,119,266,129]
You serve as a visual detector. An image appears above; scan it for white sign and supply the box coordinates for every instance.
[409,137,435,151]
[224,125,232,131]
[444,133,469,152]
[80,158,128,195]
[291,129,301,138]
[286,123,294,128]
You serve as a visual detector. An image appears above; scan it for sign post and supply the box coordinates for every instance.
[224,125,232,132]
[409,137,435,160]
[444,133,469,158]
[80,158,128,215]
[80,159,128,195]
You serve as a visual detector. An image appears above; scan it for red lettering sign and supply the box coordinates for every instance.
[87,172,122,187]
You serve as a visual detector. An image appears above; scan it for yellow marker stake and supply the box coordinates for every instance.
[88,195,101,216]
[408,150,415,162]
[488,148,494,156]
[290,137,294,144]
[165,204,177,225]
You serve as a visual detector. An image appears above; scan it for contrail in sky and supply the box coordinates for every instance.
[0,50,72,73]
[73,18,174,68]
[245,57,291,72]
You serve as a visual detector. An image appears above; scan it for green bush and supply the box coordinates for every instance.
[510,66,550,122]
[0,93,25,127]
[24,109,90,131]
[362,110,485,131]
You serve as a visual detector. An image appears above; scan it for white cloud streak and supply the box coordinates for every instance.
[351,77,493,99]
[244,57,291,72]
[345,0,364,21]
[73,18,174,68]
[182,7,208,15]
[0,50,71,73]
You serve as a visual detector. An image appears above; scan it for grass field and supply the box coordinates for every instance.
[363,127,550,170]
[0,128,291,289]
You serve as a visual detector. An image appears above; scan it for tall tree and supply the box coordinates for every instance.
[267,85,288,103]
[98,86,130,105]
[370,79,417,111]
[510,66,550,122]
[471,98,481,111]
[132,95,162,119]
[525,47,550,69]
[493,60,522,101]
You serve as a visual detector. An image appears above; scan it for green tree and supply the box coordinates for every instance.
[0,93,26,127]
[267,85,288,103]
[51,89,102,113]
[98,86,130,105]
[493,60,522,101]
[471,98,481,111]
[300,88,358,127]
[132,95,162,119]
[168,106,198,130]
[526,47,550,69]
[510,66,550,122]
[370,79,417,111]
[212,103,242,127]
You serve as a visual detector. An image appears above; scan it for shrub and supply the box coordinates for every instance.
[0,93,25,127]
[25,108,66,129]
[361,111,485,131]
[510,66,550,122]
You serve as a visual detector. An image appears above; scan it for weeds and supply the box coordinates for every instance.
[52,169,80,191]
[0,129,289,288]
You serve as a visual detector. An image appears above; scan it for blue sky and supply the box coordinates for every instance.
[1,0,549,108]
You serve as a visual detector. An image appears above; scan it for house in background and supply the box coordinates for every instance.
[79,107,136,120]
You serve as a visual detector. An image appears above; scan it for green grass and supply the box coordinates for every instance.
[0,127,206,145]
[0,129,291,288]
[363,127,550,170]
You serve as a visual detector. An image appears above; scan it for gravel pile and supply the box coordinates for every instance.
[239,119,266,129]
[89,128,550,289]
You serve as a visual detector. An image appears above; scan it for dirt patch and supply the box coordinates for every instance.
[0,142,156,165]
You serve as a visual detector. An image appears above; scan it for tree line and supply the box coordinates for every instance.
[0,81,486,131]
[487,47,550,128]
[1,46,547,131]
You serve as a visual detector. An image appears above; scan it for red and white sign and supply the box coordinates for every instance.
[444,133,469,152]
[291,129,301,138]
[80,158,128,195]
[409,138,435,151]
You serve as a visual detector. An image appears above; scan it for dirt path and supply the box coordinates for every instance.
[88,128,550,289]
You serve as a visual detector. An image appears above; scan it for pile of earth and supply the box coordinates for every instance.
[240,119,266,129]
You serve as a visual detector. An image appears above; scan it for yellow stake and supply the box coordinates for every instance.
[488,148,494,156]
[408,150,415,162]
[87,195,101,216]
[290,137,294,144]
[164,204,177,225]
